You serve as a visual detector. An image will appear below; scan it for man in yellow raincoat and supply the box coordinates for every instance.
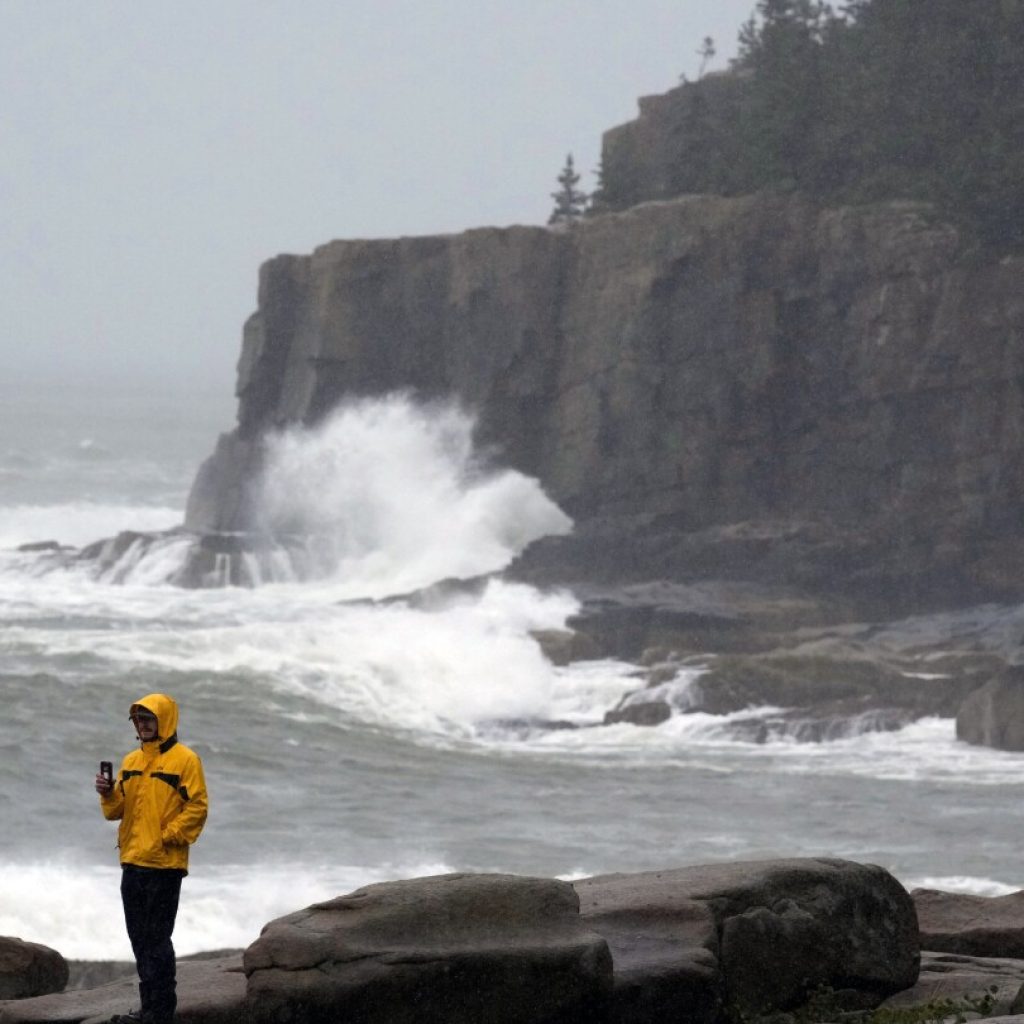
[95,693,208,1024]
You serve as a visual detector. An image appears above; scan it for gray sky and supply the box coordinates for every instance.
[2,1,754,395]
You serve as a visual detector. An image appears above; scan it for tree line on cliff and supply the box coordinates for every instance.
[594,0,1024,252]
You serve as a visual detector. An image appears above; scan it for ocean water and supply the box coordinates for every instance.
[2,381,1024,962]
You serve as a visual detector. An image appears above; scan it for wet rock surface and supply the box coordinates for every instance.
[557,580,1019,742]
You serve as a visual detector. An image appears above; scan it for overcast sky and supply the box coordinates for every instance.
[2,1,755,396]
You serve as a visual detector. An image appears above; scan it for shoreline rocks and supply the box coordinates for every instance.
[13,861,1024,1024]
[18,528,1024,749]
[1,859,926,1024]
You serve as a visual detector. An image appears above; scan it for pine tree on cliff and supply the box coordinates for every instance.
[733,0,838,191]
[697,36,716,78]
[548,154,588,226]
[588,158,610,215]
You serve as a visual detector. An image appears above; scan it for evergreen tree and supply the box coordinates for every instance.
[595,0,1024,249]
[549,153,588,225]
[588,158,608,215]
[697,36,716,78]
[733,0,839,189]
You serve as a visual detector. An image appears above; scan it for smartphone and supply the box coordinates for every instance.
[100,761,113,786]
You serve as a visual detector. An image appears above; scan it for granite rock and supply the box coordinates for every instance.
[576,857,919,1023]
[0,863,925,1024]
[914,889,1024,959]
[243,873,612,1024]
[0,939,67,1001]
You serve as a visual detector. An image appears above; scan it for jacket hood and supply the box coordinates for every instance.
[130,693,179,747]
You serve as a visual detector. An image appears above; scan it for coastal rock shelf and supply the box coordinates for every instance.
[11,859,1024,1024]
[0,857,926,1024]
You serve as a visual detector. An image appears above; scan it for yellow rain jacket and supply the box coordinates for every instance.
[99,693,208,873]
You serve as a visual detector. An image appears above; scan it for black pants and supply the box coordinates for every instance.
[120,865,184,1024]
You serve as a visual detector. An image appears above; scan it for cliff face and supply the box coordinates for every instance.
[187,193,1024,611]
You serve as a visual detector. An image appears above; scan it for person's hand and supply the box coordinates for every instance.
[95,772,113,796]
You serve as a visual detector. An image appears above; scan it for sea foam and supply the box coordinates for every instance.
[902,875,1021,897]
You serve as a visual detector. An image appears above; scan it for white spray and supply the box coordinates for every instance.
[255,395,572,596]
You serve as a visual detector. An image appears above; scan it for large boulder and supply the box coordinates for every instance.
[957,667,1024,750]
[914,888,1024,958]
[575,858,919,1023]
[0,938,67,1000]
[0,954,246,1024]
[243,873,612,1024]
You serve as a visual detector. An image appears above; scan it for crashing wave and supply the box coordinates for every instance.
[8,397,572,593]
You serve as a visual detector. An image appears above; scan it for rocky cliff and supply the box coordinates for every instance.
[597,73,752,212]
[186,191,1024,614]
